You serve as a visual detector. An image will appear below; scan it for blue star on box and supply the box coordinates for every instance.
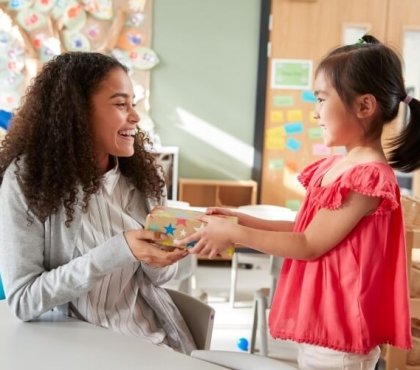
[164,223,176,235]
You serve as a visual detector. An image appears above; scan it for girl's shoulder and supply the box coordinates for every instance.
[315,161,400,212]
[298,156,338,188]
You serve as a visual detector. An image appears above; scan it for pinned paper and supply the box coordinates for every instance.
[270,110,284,123]
[7,0,33,11]
[312,143,331,156]
[33,0,55,13]
[273,95,294,107]
[284,122,303,135]
[129,47,159,69]
[286,109,303,122]
[63,30,91,51]
[308,127,322,140]
[286,137,301,152]
[285,199,301,211]
[62,3,87,30]
[271,59,313,90]
[128,12,145,27]
[16,9,47,32]
[301,90,317,103]
[117,27,144,51]
[309,111,318,124]
[268,158,284,171]
[265,126,286,150]
[85,0,113,20]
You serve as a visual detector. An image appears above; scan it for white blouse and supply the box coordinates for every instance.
[72,164,172,346]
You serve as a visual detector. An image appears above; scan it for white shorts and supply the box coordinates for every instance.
[297,343,380,370]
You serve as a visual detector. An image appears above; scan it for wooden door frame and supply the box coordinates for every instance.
[252,0,271,202]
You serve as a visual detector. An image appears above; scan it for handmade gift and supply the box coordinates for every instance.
[145,206,237,253]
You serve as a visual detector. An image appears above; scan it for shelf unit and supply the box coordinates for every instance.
[178,178,257,208]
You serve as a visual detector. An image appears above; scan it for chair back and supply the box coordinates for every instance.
[165,288,214,350]
[0,274,5,300]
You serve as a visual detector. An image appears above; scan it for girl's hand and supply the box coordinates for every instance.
[176,215,236,259]
[124,229,188,267]
[205,207,238,217]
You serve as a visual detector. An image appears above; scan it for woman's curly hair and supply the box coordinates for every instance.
[0,52,164,226]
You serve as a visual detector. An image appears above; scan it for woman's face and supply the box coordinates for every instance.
[89,67,139,173]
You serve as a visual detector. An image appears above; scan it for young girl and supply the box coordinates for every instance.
[0,52,196,354]
[178,35,418,368]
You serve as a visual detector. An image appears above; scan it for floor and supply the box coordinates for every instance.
[165,253,299,368]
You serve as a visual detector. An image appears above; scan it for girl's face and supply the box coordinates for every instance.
[313,70,363,150]
[89,67,139,173]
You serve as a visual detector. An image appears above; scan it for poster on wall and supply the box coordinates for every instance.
[271,59,313,90]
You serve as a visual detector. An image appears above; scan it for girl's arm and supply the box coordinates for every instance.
[206,207,295,232]
[180,191,380,260]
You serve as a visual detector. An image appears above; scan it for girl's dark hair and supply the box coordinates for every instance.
[316,34,420,172]
[0,52,164,225]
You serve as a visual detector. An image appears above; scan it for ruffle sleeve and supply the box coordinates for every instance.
[298,157,332,188]
[312,163,400,213]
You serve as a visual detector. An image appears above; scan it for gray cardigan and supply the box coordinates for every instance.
[0,161,196,354]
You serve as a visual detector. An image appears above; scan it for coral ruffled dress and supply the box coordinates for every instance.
[269,156,412,354]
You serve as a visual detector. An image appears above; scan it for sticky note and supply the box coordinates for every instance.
[268,158,285,170]
[265,127,286,150]
[273,95,294,107]
[284,122,304,135]
[308,127,322,140]
[286,109,303,122]
[301,90,317,103]
[286,137,301,152]
[270,110,285,123]
[285,199,301,211]
[312,143,331,156]
[308,111,318,124]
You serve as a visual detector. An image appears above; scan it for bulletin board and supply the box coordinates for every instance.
[259,0,388,210]
[0,0,158,115]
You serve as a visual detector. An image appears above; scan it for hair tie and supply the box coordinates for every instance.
[403,95,413,104]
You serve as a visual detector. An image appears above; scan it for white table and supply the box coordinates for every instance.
[0,301,226,370]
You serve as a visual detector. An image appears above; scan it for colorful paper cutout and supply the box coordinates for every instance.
[308,127,322,140]
[62,3,87,30]
[286,109,303,122]
[265,126,286,150]
[309,111,318,124]
[63,30,91,51]
[270,110,284,123]
[284,122,303,135]
[271,59,313,90]
[129,46,159,69]
[117,27,144,51]
[16,9,47,31]
[85,0,113,20]
[312,143,331,156]
[33,0,54,13]
[273,95,294,107]
[285,199,301,212]
[301,90,317,103]
[268,158,284,171]
[286,137,301,152]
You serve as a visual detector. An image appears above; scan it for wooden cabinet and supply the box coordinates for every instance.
[178,178,257,208]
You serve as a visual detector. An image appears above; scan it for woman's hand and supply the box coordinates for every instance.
[176,215,237,259]
[124,229,188,267]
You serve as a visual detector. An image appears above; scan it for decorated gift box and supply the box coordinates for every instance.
[145,206,237,252]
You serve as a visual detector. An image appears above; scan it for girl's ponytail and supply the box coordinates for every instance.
[388,97,420,172]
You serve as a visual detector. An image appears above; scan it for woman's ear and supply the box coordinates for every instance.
[354,94,377,119]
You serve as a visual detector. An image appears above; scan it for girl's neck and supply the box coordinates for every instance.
[343,140,386,164]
